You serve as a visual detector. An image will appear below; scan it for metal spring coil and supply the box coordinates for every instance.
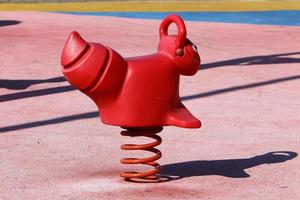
[120,127,163,181]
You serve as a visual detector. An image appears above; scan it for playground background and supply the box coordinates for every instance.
[0,1,300,200]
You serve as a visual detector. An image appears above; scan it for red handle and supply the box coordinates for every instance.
[159,14,187,49]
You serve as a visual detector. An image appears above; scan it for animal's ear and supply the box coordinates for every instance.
[159,14,187,52]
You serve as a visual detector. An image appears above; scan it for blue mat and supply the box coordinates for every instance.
[59,11,300,26]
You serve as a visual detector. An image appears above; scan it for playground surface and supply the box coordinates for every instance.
[0,1,300,200]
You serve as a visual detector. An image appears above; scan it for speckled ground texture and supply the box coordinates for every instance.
[0,12,300,200]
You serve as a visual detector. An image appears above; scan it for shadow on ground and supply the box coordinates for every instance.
[160,151,297,179]
[201,52,300,70]
[0,76,72,103]
[182,74,300,101]
[0,111,98,133]
[0,20,21,27]
[0,76,65,90]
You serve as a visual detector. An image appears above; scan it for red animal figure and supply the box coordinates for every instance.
[61,14,201,181]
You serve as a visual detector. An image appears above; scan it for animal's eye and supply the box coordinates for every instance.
[176,48,184,57]
[192,44,198,52]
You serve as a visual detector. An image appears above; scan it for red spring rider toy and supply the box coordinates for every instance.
[61,14,201,182]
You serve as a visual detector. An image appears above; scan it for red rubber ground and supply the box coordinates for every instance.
[0,12,300,200]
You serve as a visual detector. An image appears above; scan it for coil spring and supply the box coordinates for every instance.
[120,127,163,182]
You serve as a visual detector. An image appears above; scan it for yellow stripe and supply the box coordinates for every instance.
[1,1,300,12]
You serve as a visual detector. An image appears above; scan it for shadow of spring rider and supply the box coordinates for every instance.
[60,14,201,182]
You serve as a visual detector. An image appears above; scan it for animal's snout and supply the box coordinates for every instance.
[61,31,111,91]
[61,31,89,68]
